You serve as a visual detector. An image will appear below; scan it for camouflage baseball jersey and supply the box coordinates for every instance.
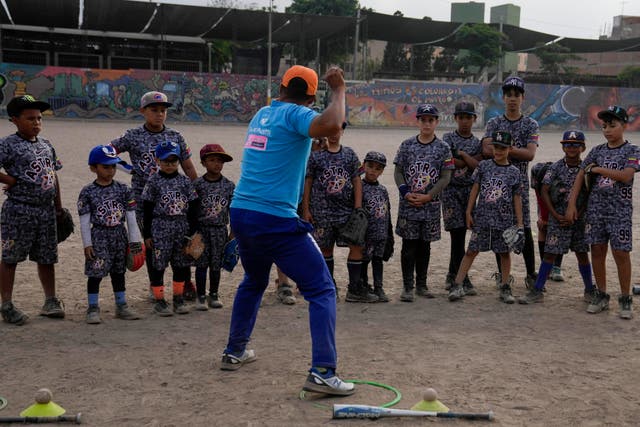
[306,145,360,225]
[581,141,640,220]
[193,175,235,227]
[141,172,198,218]
[541,159,580,216]
[362,179,390,242]
[110,125,192,198]
[394,136,454,222]
[442,131,482,187]
[77,180,136,227]
[0,133,62,205]
[471,159,521,230]
[484,115,539,227]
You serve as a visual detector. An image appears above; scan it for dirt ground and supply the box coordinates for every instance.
[1,120,639,426]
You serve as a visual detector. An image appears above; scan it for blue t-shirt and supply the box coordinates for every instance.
[231,100,318,217]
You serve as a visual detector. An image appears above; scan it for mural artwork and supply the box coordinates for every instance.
[1,62,640,131]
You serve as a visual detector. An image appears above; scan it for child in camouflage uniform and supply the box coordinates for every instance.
[78,145,143,324]
[110,91,198,297]
[394,104,454,302]
[442,101,482,296]
[142,141,199,316]
[193,143,235,310]
[359,151,391,303]
[0,95,65,325]
[449,131,523,304]
[483,77,539,289]
[519,130,594,305]
[566,106,640,319]
[302,123,376,302]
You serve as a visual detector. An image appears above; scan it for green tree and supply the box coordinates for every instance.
[618,65,640,87]
[534,42,582,74]
[380,11,433,78]
[453,24,506,71]
[285,0,360,67]
[432,48,460,73]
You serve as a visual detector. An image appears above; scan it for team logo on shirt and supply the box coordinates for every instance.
[321,166,350,194]
[366,195,387,219]
[160,191,188,215]
[96,200,125,226]
[408,162,439,192]
[203,194,228,219]
[25,154,56,190]
[481,177,505,202]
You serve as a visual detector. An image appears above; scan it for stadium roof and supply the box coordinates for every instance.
[2,0,640,52]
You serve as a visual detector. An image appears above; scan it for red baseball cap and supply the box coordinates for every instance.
[281,65,318,96]
[200,144,232,162]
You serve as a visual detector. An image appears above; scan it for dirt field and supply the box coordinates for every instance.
[0,120,639,426]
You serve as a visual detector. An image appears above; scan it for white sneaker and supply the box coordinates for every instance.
[303,369,355,396]
[550,266,564,282]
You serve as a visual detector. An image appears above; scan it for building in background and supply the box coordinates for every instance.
[490,3,520,76]
[451,2,485,24]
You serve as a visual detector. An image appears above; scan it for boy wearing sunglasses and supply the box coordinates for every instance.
[519,130,594,305]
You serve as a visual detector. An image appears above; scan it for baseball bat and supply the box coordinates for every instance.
[0,413,82,424]
[333,404,494,421]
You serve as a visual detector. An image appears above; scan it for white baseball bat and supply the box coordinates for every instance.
[333,404,494,420]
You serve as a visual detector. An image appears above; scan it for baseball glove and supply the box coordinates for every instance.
[583,162,599,192]
[56,208,75,243]
[221,238,239,272]
[548,176,566,208]
[339,208,368,246]
[183,232,205,260]
[126,242,146,272]
[502,225,525,255]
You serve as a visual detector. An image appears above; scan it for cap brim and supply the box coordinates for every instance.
[454,111,477,116]
[157,152,180,160]
[143,102,173,108]
[560,140,585,144]
[491,142,511,147]
[202,152,233,162]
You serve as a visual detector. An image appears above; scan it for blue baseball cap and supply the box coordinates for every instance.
[364,151,387,166]
[416,104,439,118]
[88,145,125,165]
[560,130,586,144]
[502,76,525,94]
[454,101,476,116]
[155,140,181,160]
[597,105,628,123]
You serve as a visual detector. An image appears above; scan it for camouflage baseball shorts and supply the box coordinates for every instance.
[364,239,386,260]
[467,227,509,253]
[442,185,471,231]
[151,217,192,270]
[85,226,128,277]
[544,217,589,255]
[1,199,57,264]
[395,218,441,242]
[313,221,350,249]
[585,215,632,252]
[196,225,228,270]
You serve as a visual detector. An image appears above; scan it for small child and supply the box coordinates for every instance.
[0,95,65,325]
[566,106,640,319]
[394,104,454,302]
[449,131,523,304]
[141,141,200,316]
[442,102,482,295]
[302,123,376,302]
[519,130,594,304]
[359,151,392,303]
[77,145,143,323]
[193,144,235,310]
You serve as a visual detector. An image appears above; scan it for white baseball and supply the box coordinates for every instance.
[423,388,438,402]
[35,388,52,404]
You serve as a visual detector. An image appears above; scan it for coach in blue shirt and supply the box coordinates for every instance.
[220,65,355,396]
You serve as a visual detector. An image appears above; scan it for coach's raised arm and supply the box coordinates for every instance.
[309,67,346,138]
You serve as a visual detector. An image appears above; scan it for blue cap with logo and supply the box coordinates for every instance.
[502,76,525,94]
[597,105,628,123]
[88,145,125,165]
[416,104,439,118]
[454,101,476,116]
[155,140,181,160]
[560,130,586,144]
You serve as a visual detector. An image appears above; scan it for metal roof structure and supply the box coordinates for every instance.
[2,0,640,53]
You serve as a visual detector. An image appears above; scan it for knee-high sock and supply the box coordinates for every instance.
[579,263,594,291]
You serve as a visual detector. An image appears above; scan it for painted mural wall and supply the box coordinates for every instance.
[2,63,640,131]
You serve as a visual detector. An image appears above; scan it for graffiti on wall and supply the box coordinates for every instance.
[1,62,640,130]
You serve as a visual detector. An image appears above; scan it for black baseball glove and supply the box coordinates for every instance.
[382,216,394,262]
[339,208,368,246]
[583,162,599,192]
[56,208,75,243]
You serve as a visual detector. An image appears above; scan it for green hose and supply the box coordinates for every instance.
[299,379,402,409]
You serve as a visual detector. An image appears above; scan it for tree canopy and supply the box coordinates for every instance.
[534,42,582,74]
[286,0,359,16]
[453,24,506,71]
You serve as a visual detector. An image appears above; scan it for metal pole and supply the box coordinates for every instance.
[267,0,273,105]
[207,42,212,73]
[497,18,503,82]
[352,8,360,79]
[316,38,321,74]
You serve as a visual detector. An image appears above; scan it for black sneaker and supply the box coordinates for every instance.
[183,281,196,301]
[619,295,633,319]
[153,299,173,317]
[587,290,610,314]
[40,297,65,318]
[173,296,190,314]
[415,286,434,298]
[499,284,515,304]
[345,287,378,303]
[1,301,28,325]
[462,277,477,296]
[373,286,389,303]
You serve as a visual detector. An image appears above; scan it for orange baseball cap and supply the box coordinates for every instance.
[281,65,318,96]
